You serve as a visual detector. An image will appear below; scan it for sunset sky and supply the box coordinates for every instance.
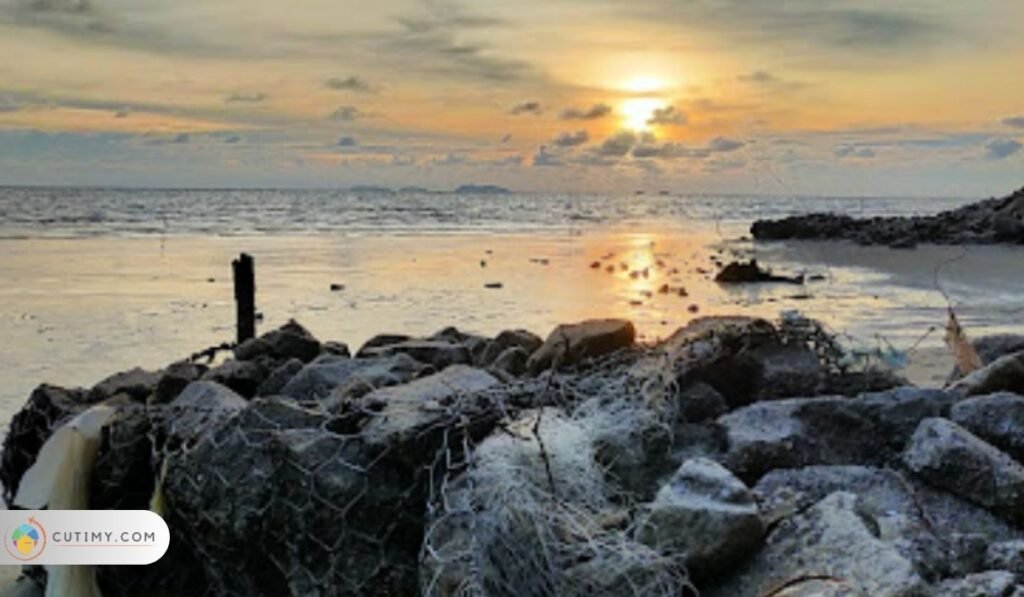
[1,0,1023,195]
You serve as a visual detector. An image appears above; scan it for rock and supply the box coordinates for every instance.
[151,361,206,404]
[163,381,247,450]
[90,404,153,510]
[279,355,369,401]
[489,346,530,376]
[527,319,636,374]
[766,578,861,596]
[949,334,1024,381]
[857,387,956,448]
[201,358,268,398]
[751,188,1023,246]
[323,353,430,407]
[162,370,501,596]
[950,351,1024,397]
[675,381,727,423]
[714,260,803,284]
[636,458,763,581]
[719,397,878,482]
[705,492,927,597]
[357,366,500,464]
[987,541,1024,579]
[255,358,304,397]
[234,319,321,363]
[0,384,94,505]
[89,367,162,402]
[951,393,1024,463]
[356,334,412,357]
[903,417,1024,524]
[359,340,470,369]
[933,571,1018,596]
[321,341,351,357]
[479,329,543,367]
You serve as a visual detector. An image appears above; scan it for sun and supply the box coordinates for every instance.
[621,75,667,95]
[619,98,664,131]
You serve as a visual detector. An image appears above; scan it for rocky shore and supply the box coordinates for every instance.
[3,315,1024,596]
[751,186,1024,247]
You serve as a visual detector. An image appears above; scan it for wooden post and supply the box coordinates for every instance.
[232,253,255,344]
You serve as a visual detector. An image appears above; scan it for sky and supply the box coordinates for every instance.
[1,0,1023,196]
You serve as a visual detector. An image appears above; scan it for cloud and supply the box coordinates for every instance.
[552,130,589,147]
[708,137,745,152]
[532,145,563,167]
[984,138,1022,160]
[430,152,467,166]
[509,101,542,116]
[330,106,362,121]
[337,136,358,147]
[324,76,374,93]
[737,70,779,84]
[224,92,267,104]
[1002,117,1024,129]
[596,130,644,156]
[561,103,612,120]
[835,144,876,159]
[647,106,687,126]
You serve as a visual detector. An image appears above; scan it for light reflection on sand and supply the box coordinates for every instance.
[1,230,1022,424]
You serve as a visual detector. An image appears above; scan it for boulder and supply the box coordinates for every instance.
[714,260,803,284]
[950,351,1024,397]
[201,358,269,398]
[987,541,1024,579]
[993,190,1024,242]
[89,367,162,402]
[0,384,94,505]
[857,387,956,448]
[234,319,321,363]
[359,340,470,369]
[636,458,763,580]
[705,492,927,596]
[162,381,247,450]
[355,334,413,357]
[951,393,1024,463]
[718,397,879,482]
[151,361,206,404]
[255,358,304,397]
[479,329,543,367]
[765,578,861,596]
[162,372,501,596]
[527,319,636,374]
[323,353,430,407]
[489,346,530,377]
[903,417,1024,524]
[933,571,1018,596]
[677,381,728,423]
[321,341,351,357]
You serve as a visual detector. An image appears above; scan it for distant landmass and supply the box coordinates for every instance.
[346,184,511,195]
[454,184,510,195]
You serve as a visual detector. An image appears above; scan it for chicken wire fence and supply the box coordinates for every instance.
[83,346,695,597]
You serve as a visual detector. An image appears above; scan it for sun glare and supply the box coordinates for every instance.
[620,97,664,131]
[621,75,666,94]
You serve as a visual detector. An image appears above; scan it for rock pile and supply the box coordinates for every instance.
[751,185,1024,246]
[3,316,1024,596]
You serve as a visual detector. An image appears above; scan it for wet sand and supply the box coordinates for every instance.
[1,230,1022,428]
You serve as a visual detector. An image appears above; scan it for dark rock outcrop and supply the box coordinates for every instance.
[751,186,1024,246]
[526,319,636,374]
[714,260,803,284]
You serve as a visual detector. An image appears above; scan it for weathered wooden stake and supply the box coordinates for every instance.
[232,253,255,344]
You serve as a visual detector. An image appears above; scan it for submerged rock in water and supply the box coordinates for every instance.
[527,319,636,374]
[714,260,803,284]
[636,458,763,581]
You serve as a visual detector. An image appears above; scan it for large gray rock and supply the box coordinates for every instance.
[323,353,430,406]
[719,397,878,482]
[903,417,1024,524]
[233,319,321,363]
[152,361,207,404]
[255,358,304,397]
[162,371,502,596]
[857,387,956,447]
[479,329,543,367]
[951,393,1024,463]
[89,367,162,401]
[950,351,1024,397]
[489,346,530,377]
[163,380,247,449]
[527,319,636,374]
[202,358,269,398]
[706,492,927,596]
[636,458,763,580]
[987,541,1024,579]
[359,340,470,369]
[933,571,1019,596]
[281,354,432,402]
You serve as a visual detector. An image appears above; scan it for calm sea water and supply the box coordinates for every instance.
[0,187,974,238]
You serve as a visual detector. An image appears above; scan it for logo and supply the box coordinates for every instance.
[6,517,46,561]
